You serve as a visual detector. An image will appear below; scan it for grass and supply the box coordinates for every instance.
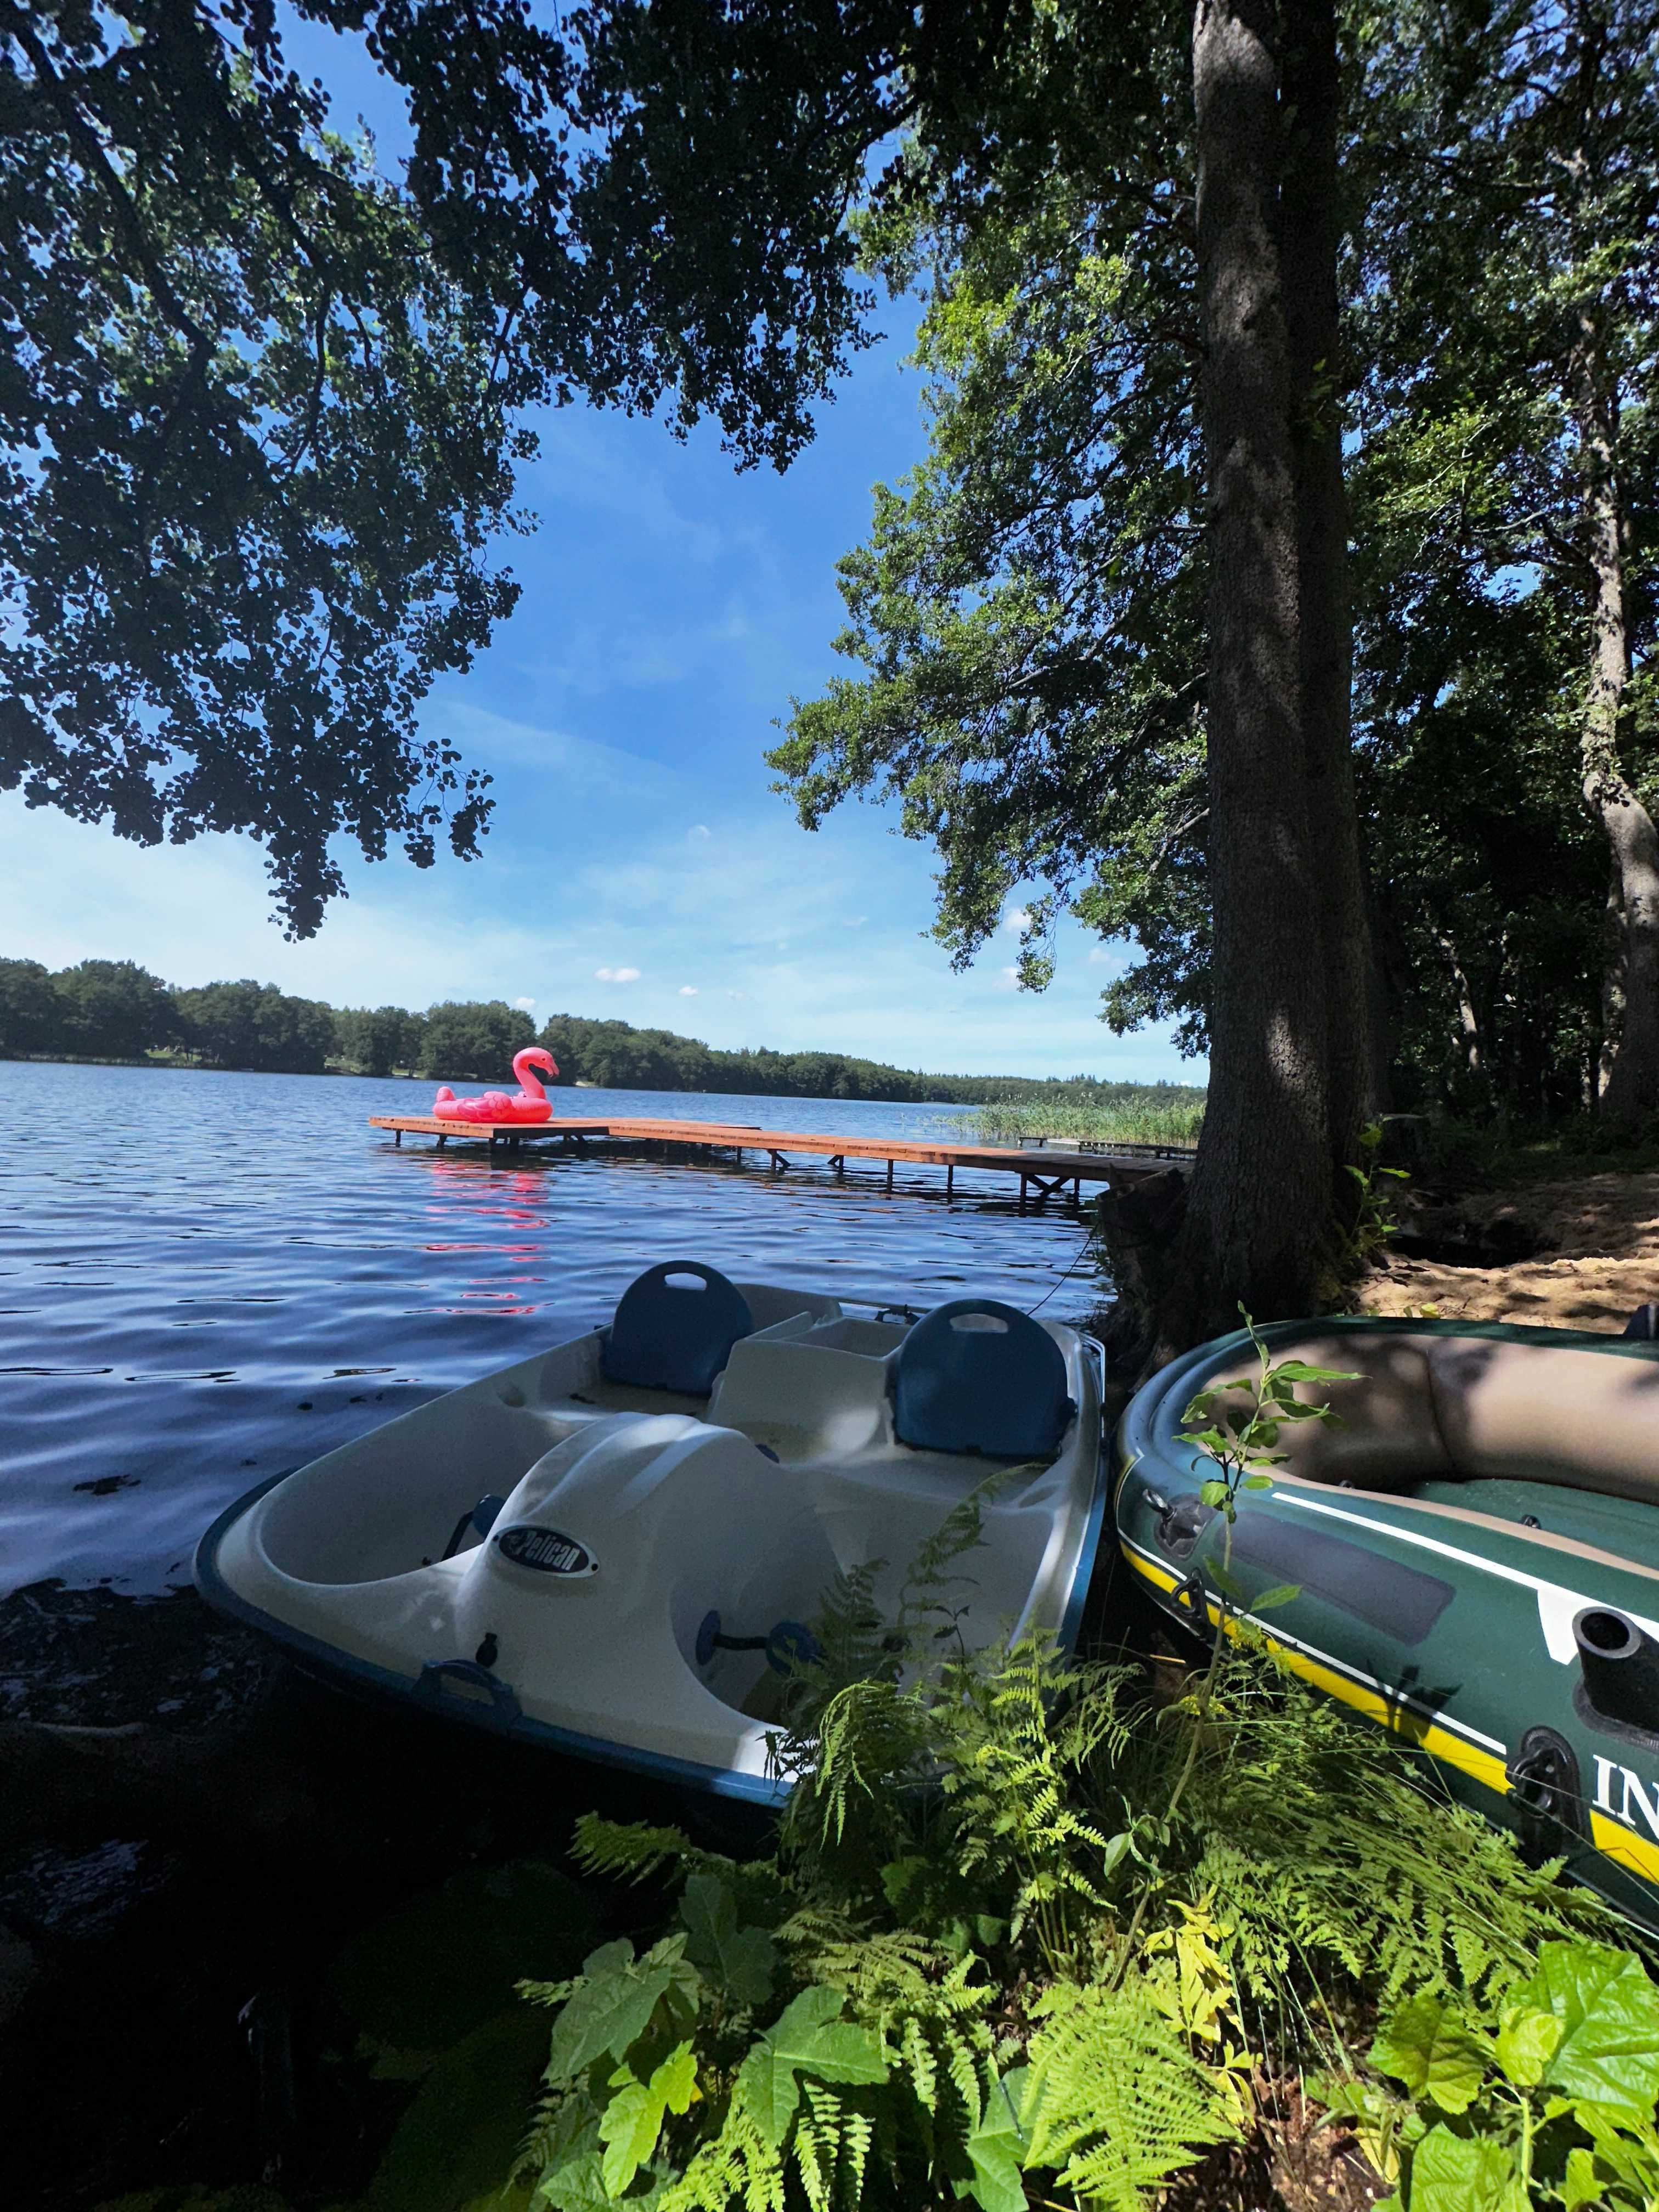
[960,1093,1205,1149]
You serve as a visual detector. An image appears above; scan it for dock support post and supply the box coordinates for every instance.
[946,1163,953,1196]
[394,1129,402,1147]
[437,1132,447,1149]
[885,1158,894,1194]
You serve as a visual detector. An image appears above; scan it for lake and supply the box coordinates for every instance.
[0,1059,1102,1596]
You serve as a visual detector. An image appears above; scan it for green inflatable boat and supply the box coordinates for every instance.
[1115,1317,1659,1931]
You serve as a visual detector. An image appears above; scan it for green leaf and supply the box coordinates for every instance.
[544,1940,686,2086]
[1242,1473,1275,1491]
[1492,2002,1562,2088]
[1199,1479,1228,1509]
[1523,1939,1659,2113]
[1562,2145,1602,2212]
[679,1872,777,2008]
[1370,1995,1490,2114]
[1269,1362,1361,1385]
[1247,1582,1301,1613]
[365,2005,549,2212]
[958,2067,1031,2212]
[1404,2122,1525,2212]
[735,1985,887,2148]
[329,1861,600,2067]
[599,2041,698,2198]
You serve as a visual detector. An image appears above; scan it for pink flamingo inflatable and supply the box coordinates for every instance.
[433,1046,558,1124]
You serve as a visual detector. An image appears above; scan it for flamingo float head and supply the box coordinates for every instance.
[515,1047,558,1087]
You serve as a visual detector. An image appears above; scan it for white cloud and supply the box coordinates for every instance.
[689,823,712,840]
[842,915,868,928]
[595,965,642,983]
[1002,906,1034,934]
[514,995,536,1009]
[997,966,1022,991]
[678,985,699,997]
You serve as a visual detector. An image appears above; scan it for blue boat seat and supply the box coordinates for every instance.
[892,1299,1074,1459]
[602,1262,754,1396]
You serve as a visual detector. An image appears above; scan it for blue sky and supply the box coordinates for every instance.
[0,36,1202,1086]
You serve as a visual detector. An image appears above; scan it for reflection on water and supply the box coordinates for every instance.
[0,1060,1102,1594]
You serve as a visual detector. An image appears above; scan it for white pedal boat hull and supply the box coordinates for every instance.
[196,1272,1106,1802]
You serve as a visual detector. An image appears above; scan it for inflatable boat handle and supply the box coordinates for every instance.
[415,1658,523,1721]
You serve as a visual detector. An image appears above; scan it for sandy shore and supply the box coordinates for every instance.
[1360,1170,1659,1331]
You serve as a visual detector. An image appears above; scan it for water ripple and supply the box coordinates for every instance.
[0,1059,1101,1594]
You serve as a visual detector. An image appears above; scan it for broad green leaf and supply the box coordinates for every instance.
[329,1861,600,2067]
[545,1940,683,2085]
[599,2041,698,2198]
[1242,1473,1275,1491]
[1371,1996,1490,2114]
[679,1872,777,2007]
[1523,1940,1659,2113]
[365,2005,549,2212]
[1199,1479,1228,1509]
[958,2067,1031,2212]
[1099,1830,1133,1880]
[1269,1362,1361,1385]
[1572,2098,1659,2195]
[1562,2145,1602,2212]
[1404,2123,1525,2212]
[736,1985,887,2148]
[1492,2002,1562,2087]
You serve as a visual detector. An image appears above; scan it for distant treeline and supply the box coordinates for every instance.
[0,956,1207,1109]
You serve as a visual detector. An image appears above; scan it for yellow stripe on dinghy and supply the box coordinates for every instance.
[1590,1812,1659,1887]
[1119,1542,1513,1798]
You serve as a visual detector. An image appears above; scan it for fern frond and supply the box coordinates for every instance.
[572,1813,696,1883]
[1023,1977,1238,2212]
[657,2095,786,2212]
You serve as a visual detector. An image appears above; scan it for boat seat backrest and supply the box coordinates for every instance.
[1188,1330,1659,1509]
[1194,1335,1455,1490]
[1426,1340,1659,1504]
[602,1262,754,1397]
[893,1299,1072,1459]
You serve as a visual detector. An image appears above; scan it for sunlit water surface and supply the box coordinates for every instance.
[0,1060,1101,1593]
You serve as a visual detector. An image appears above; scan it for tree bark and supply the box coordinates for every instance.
[1161,0,1332,1347]
[1578,341,1657,1127]
[1278,0,1379,1166]
[1599,866,1624,1098]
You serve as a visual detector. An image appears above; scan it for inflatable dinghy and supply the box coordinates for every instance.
[198,1263,1106,1801]
[1118,1317,1659,1929]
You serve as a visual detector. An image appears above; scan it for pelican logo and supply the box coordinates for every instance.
[496,1526,598,1578]
[1593,1755,1659,1839]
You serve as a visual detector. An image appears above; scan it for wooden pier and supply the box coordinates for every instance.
[367,1112,1192,1207]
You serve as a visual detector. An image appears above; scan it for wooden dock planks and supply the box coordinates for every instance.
[366,1111,1191,1205]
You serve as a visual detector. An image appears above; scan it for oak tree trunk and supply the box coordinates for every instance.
[1578,347,1658,1127]
[1161,0,1332,1348]
[1278,0,1379,1164]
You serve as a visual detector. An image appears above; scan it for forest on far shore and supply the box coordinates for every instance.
[0,954,1206,1109]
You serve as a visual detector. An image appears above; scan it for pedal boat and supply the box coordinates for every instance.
[197,1263,1106,1802]
[1117,1316,1659,1930]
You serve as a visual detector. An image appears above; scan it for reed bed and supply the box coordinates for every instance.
[960,1096,1204,1149]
